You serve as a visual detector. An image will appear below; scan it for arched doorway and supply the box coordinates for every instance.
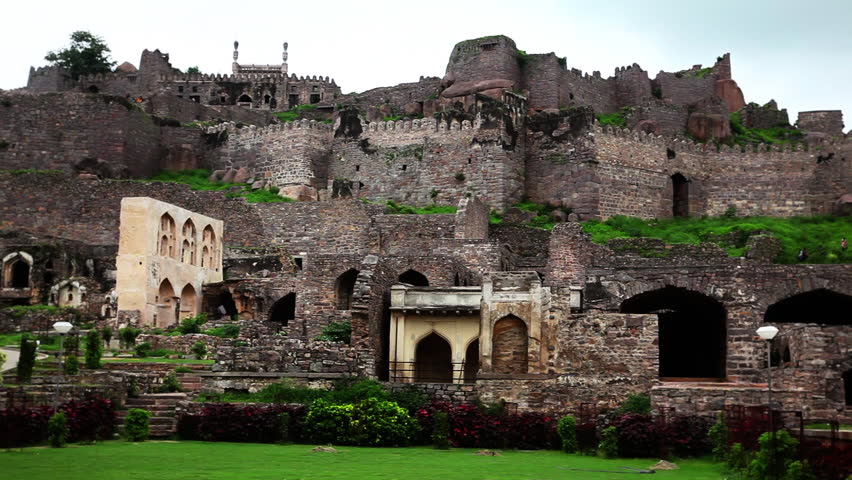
[464,338,480,383]
[621,286,727,379]
[217,291,238,318]
[492,315,529,374]
[415,332,452,383]
[765,289,852,326]
[399,269,429,286]
[158,279,177,327]
[269,293,296,326]
[180,284,197,320]
[671,173,689,217]
[237,94,253,106]
[10,259,30,288]
[335,269,359,310]
[843,370,852,407]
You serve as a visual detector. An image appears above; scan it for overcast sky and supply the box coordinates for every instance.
[2,0,849,127]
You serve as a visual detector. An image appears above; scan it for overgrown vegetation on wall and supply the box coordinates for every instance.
[729,112,804,146]
[582,214,852,264]
[596,107,634,128]
[144,169,293,203]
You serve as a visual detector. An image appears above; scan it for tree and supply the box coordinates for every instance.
[16,335,36,383]
[186,66,201,74]
[45,31,115,80]
[85,329,102,369]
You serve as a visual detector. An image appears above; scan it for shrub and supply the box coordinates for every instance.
[61,398,117,442]
[134,341,152,357]
[576,422,598,454]
[432,411,450,449]
[278,412,291,443]
[666,415,712,457]
[85,329,102,369]
[16,335,37,383]
[557,415,578,453]
[708,411,730,460]
[314,321,351,343]
[203,324,239,338]
[158,371,182,393]
[389,384,427,413]
[0,398,116,448]
[100,326,112,346]
[613,414,660,458]
[177,314,207,334]
[747,430,799,480]
[0,349,4,382]
[119,326,141,348]
[599,426,619,458]
[174,366,193,373]
[616,393,651,415]
[64,334,80,355]
[190,341,207,359]
[455,172,466,181]
[125,408,151,441]
[48,412,69,447]
[304,398,418,447]
[727,442,751,472]
[197,403,306,443]
[784,460,816,480]
[64,354,80,375]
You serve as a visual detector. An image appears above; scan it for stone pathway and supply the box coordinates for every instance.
[1,347,19,372]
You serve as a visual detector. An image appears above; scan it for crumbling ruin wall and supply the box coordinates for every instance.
[0,92,211,178]
[0,173,266,247]
[330,118,523,210]
[211,122,333,190]
[336,77,441,116]
[559,70,616,114]
[214,337,359,374]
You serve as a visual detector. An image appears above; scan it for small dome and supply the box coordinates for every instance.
[115,62,138,73]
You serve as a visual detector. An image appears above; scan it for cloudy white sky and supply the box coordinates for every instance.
[2,0,849,125]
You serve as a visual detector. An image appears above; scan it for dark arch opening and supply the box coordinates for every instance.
[454,273,461,286]
[379,291,392,381]
[671,173,689,217]
[11,260,30,288]
[415,332,452,383]
[335,269,359,310]
[87,85,99,93]
[464,338,479,383]
[844,370,852,406]
[399,269,429,287]
[217,292,238,318]
[237,94,253,103]
[764,289,852,326]
[621,286,727,380]
[492,315,529,374]
[269,292,296,325]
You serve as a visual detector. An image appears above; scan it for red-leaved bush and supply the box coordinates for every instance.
[0,397,116,448]
[193,403,305,443]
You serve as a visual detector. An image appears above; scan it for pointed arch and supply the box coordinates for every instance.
[415,332,452,383]
[2,252,32,289]
[335,268,360,310]
[764,289,852,326]
[158,213,177,259]
[621,285,727,379]
[181,219,197,265]
[270,292,296,326]
[492,315,529,374]
[202,225,217,271]
[399,269,429,287]
[157,279,177,327]
[671,173,689,217]
[180,284,197,319]
[464,337,480,383]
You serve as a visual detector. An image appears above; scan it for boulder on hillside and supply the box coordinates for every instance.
[687,113,731,142]
[715,79,745,113]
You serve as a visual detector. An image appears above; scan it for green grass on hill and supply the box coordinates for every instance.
[728,112,804,147]
[273,104,318,123]
[581,214,852,264]
[0,441,725,480]
[102,357,214,365]
[145,169,293,203]
[384,200,457,215]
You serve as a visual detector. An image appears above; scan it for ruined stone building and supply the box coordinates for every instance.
[0,35,850,420]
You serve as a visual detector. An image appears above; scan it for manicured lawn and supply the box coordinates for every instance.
[102,357,214,365]
[0,441,725,480]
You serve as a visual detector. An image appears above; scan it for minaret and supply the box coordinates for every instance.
[232,40,239,74]
[282,42,289,74]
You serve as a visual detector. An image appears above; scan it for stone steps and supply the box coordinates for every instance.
[118,393,186,438]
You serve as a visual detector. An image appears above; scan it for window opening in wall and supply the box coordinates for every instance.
[621,286,726,380]
[310,94,321,104]
[293,257,303,270]
[468,158,472,164]
[312,85,319,92]
[288,94,299,107]
[335,269,360,310]
[671,173,689,217]
[480,43,497,51]
[269,292,296,325]
[355,165,360,172]
[667,148,676,159]
[264,94,271,105]
[844,370,852,406]
[454,273,460,286]
[220,96,226,103]
[464,338,480,383]
[189,96,200,103]
[178,86,185,93]
[764,289,852,326]
[401,164,407,171]
[87,85,99,93]
[9,259,30,289]
[415,333,453,383]
[398,269,428,286]
[192,86,198,93]
[237,94,253,105]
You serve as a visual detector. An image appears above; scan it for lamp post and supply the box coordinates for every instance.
[52,321,73,407]
[756,325,779,480]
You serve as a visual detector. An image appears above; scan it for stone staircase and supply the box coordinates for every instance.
[118,393,187,438]
[178,373,203,393]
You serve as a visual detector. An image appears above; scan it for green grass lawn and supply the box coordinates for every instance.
[0,441,725,480]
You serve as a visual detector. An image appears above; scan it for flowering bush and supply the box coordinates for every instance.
[195,403,305,443]
[415,402,557,450]
[0,397,116,448]
[304,398,418,447]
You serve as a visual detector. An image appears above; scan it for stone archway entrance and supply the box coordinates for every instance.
[269,292,296,326]
[672,173,689,217]
[621,286,727,380]
[415,332,452,383]
[492,315,529,374]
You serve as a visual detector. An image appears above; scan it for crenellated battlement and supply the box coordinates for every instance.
[158,72,336,84]
[206,119,333,138]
